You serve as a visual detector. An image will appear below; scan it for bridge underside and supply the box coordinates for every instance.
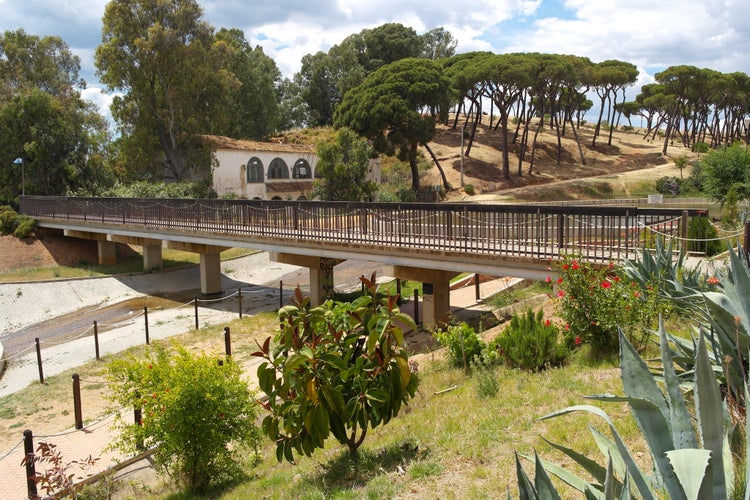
[45,221,559,327]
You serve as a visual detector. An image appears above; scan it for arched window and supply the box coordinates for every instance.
[292,159,312,179]
[268,158,289,179]
[247,157,264,183]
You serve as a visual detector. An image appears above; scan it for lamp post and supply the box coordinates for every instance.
[13,158,24,196]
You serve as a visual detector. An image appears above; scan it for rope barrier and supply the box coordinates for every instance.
[0,438,24,461]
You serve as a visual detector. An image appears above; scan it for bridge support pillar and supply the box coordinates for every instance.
[386,266,458,329]
[109,235,163,271]
[97,241,117,266]
[270,253,343,305]
[200,252,222,295]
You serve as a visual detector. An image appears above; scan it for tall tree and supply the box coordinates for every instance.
[335,58,450,192]
[311,128,377,201]
[360,23,424,72]
[421,27,457,60]
[96,0,235,181]
[0,30,110,201]
[590,60,638,146]
[214,28,282,140]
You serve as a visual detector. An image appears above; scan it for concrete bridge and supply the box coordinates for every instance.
[20,197,706,327]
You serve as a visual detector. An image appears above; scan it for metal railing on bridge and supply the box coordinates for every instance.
[20,197,707,263]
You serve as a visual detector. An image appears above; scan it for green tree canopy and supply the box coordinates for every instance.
[214,28,282,141]
[335,58,450,191]
[311,128,377,201]
[699,142,750,204]
[96,0,235,181]
[0,29,110,202]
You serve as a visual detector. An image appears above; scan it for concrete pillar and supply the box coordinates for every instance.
[270,252,344,305]
[200,252,222,295]
[97,240,117,265]
[143,244,163,271]
[386,266,458,329]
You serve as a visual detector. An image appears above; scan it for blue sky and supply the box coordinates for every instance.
[2,0,749,117]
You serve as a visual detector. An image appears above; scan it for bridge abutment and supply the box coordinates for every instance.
[387,266,458,329]
[270,253,343,305]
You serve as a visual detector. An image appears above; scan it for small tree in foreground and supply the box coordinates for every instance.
[253,275,419,463]
[107,343,260,492]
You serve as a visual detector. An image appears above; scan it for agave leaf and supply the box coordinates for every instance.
[745,383,750,500]
[619,473,632,500]
[533,451,562,500]
[694,330,727,498]
[604,453,616,500]
[519,451,598,497]
[588,426,627,481]
[665,449,711,500]
[658,317,699,450]
[541,404,654,499]
[541,435,608,485]
[515,452,538,500]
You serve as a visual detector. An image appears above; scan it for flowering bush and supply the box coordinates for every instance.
[491,308,569,371]
[553,257,656,355]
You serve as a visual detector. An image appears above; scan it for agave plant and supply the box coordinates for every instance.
[515,321,747,499]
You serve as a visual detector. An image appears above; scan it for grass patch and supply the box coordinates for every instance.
[484,280,550,309]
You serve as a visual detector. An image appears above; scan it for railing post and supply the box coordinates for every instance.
[680,210,689,257]
[144,306,150,345]
[72,374,83,430]
[224,326,232,357]
[35,337,44,384]
[238,288,243,319]
[93,320,100,361]
[194,296,199,330]
[23,429,37,499]
[557,214,566,253]
[413,289,420,326]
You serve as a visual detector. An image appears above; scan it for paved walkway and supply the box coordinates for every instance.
[0,255,515,499]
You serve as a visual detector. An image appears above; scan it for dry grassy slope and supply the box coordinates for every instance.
[422,119,691,201]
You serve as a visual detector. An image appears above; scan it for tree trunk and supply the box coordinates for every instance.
[424,143,450,190]
[569,115,586,165]
[408,144,420,192]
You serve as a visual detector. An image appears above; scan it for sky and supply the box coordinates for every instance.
[2,0,749,119]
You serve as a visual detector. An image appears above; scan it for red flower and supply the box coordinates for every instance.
[565,324,570,331]
[544,319,551,327]
[557,290,565,297]
[563,264,569,270]
[546,276,552,283]
[601,281,612,289]
[613,276,621,282]
[608,262,614,269]
[574,336,582,345]
[707,277,720,286]
[633,291,641,298]
[571,260,579,270]
[148,364,153,369]
[557,277,563,284]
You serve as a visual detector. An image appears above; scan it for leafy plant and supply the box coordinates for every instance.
[13,215,35,238]
[106,343,260,492]
[554,257,656,355]
[687,216,721,256]
[491,308,568,372]
[433,322,485,369]
[655,176,681,195]
[464,183,475,195]
[21,441,100,499]
[253,275,419,463]
[517,324,745,499]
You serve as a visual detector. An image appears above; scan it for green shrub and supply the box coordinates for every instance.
[13,215,35,238]
[687,216,722,256]
[463,183,475,195]
[491,308,568,371]
[0,207,18,234]
[107,343,261,492]
[472,367,500,398]
[655,176,681,195]
[433,322,485,368]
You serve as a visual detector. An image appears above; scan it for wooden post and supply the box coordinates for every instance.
[93,320,100,361]
[396,279,402,305]
[144,307,150,345]
[279,281,283,309]
[238,288,243,319]
[134,391,143,451]
[224,326,232,357]
[413,289,420,325]
[475,274,481,301]
[194,296,199,330]
[35,337,44,384]
[23,429,37,499]
[744,222,750,264]
[72,374,83,429]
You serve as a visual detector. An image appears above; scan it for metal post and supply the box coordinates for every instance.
[475,274,481,301]
[238,288,243,319]
[72,374,83,429]
[413,289,420,325]
[224,326,232,357]
[194,296,199,330]
[93,320,100,361]
[34,337,44,384]
[144,307,150,345]
[23,429,37,499]
[279,280,283,309]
